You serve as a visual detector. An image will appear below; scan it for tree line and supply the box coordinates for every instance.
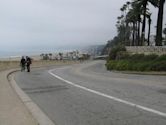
[103,0,166,54]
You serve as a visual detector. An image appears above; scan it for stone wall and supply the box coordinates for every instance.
[126,46,166,55]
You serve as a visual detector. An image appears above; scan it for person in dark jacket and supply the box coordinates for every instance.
[26,56,32,72]
[20,56,26,72]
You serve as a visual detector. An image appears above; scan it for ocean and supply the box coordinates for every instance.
[0,50,56,59]
[0,48,79,59]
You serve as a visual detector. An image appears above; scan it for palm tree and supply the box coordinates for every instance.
[123,4,128,15]
[156,0,165,46]
[126,9,136,45]
[164,27,166,38]
[163,27,166,44]
[147,13,152,46]
[119,4,127,44]
[59,52,63,60]
[126,1,131,9]
[118,2,132,46]
[49,53,52,60]
[130,1,143,46]
[120,3,128,17]
[141,0,148,45]
[120,7,125,16]
[133,0,158,45]
[137,14,141,45]
[130,0,147,46]
[125,1,132,44]
[116,13,127,45]
[125,1,143,46]
[40,53,44,60]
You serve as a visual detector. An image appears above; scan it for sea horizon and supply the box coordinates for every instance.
[0,48,83,59]
[0,50,60,59]
[0,44,101,59]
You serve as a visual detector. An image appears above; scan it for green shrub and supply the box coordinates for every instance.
[106,61,117,70]
[115,60,129,70]
[116,51,130,60]
[143,54,158,61]
[127,62,134,70]
[109,46,126,60]
[149,61,166,71]
[129,54,145,62]
[155,54,166,61]
[136,62,151,71]
[106,53,166,71]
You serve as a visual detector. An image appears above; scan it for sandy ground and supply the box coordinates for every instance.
[0,60,80,71]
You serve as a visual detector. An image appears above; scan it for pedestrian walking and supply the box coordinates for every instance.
[20,56,26,72]
[26,56,32,72]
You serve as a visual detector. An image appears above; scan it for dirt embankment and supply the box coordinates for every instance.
[0,60,79,71]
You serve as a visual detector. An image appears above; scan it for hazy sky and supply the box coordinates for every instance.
[0,0,166,52]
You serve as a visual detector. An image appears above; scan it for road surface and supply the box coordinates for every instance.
[15,60,166,125]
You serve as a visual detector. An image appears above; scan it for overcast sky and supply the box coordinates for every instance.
[0,0,166,52]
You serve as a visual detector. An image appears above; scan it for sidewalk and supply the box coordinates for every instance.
[0,69,38,125]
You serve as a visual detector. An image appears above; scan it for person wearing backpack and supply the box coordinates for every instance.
[20,56,26,72]
[26,56,32,72]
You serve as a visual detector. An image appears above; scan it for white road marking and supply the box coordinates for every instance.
[48,69,166,118]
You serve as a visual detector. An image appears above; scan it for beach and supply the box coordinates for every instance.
[0,59,79,71]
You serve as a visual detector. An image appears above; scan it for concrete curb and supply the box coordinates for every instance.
[7,70,56,125]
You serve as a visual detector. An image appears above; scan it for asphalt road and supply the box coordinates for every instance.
[15,60,166,125]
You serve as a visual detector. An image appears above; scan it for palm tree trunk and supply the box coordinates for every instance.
[136,22,139,46]
[132,22,135,46]
[137,15,141,46]
[125,22,129,45]
[156,0,165,46]
[147,17,151,46]
[141,1,147,46]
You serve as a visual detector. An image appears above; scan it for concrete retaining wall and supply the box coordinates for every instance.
[126,46,166,55]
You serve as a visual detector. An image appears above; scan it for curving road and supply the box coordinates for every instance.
[15,60,166,125]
